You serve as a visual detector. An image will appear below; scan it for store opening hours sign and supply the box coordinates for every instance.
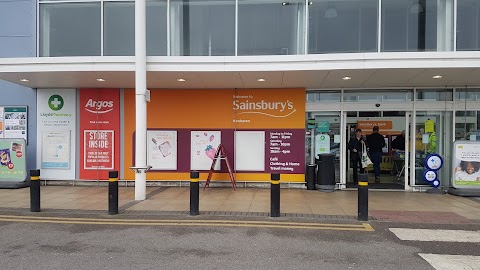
[84,130,114,170]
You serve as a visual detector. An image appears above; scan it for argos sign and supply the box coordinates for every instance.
[85,99,114,114]
[80,89,120,180]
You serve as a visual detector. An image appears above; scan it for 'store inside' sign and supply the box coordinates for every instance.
[84,130,114,170]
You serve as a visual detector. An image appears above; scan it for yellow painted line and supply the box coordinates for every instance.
[271,180,280,184]
[0,215,365,227]
[30,176,40,181]
[0,215,374,231]
[358,182,368,186]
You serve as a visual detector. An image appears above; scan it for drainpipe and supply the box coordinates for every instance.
[135,0,147,201]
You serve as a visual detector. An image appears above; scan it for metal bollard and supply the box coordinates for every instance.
[190,171,200,216]
[357,173,369,221]
[108,171,119,215]
[271,173,281,217]
[30,169,41,212]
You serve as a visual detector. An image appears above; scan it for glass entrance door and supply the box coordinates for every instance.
[413,111,453,188]
[306,112,342,184]
[346,111,408,189]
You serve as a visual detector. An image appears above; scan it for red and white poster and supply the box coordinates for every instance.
[84,130,114,170]
[80,89,120,180]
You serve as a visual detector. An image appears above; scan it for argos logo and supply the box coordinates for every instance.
[85,99,114,114]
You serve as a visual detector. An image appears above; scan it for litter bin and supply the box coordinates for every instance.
[316,154,335,192]
[305,164,317,190]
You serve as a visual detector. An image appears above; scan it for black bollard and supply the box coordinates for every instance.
[30,169,41,212]
[190,171,200,216]
[271,173,281,217]
[306,164,317,190]
[108,171,119,215]
[358,173,369,221]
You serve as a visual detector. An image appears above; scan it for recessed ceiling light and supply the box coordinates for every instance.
[177,78,186,82]
[20,79,29,82]
[257,78,266,82]
[308,1,313,5]
[432,75,443,79]
[342,76,352,80]
[96,78,106,82]
[281,2,289,6]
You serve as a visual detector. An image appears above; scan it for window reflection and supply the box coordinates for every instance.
[308,0,377,54]
[238,0,305,55]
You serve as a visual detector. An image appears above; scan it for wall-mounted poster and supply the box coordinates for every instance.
[3,107,27,142]
[37,89,76,180]
[0,138,26,182]
[452,141,480,189]
[147,130,177,170]
[84,130,114,170]
[80,88,120,179]
[191,131,221,170]
[41,131,71,169]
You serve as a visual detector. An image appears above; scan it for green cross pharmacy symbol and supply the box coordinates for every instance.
[48,95,64,111]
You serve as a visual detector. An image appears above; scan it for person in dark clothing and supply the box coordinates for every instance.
[366,126,386,183]
[348,129,365,184]
[392,130,405,151]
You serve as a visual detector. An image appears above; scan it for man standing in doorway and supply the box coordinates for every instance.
[348,129,365,185]
[367,126,386,183]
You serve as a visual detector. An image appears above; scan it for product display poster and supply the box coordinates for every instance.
[41,131,71,169]
[84,130,114,170]
[3,107,27,142]
[0,139,26,182]
[191,131,221,170]
[147,130,177,170]
[452,141,480,188]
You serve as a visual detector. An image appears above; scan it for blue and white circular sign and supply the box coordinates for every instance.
[423,170,438,182]
[425,154,443,171]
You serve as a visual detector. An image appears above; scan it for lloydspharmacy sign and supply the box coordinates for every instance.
[40,94,72,117]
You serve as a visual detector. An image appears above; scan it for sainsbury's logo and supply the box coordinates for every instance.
[233,99,296,118]
[85,99,114,114]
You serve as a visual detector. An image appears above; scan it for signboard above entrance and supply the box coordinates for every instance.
[357,120,393,130]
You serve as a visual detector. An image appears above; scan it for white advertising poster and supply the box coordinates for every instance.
[191,131,221,170]
[36,89,76,179]
[41,131,71,169]
[147,130,177,170]
[235,131,265,171]
[315,134,331,157]
[452,141,480,189]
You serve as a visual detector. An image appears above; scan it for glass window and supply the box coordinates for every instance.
[238,0,305,55]
[455,88,480,101]
[455,111,480,141]
[457,0,480,51]
[308,0,377,54]
[381,0,437,52]
[306,91,341,103]
[343,90,412,102]
[147,0,168,56]
[104,2,135,56]
[170,0,234,56]
[40,3,101,56]
[416,89,453,101]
